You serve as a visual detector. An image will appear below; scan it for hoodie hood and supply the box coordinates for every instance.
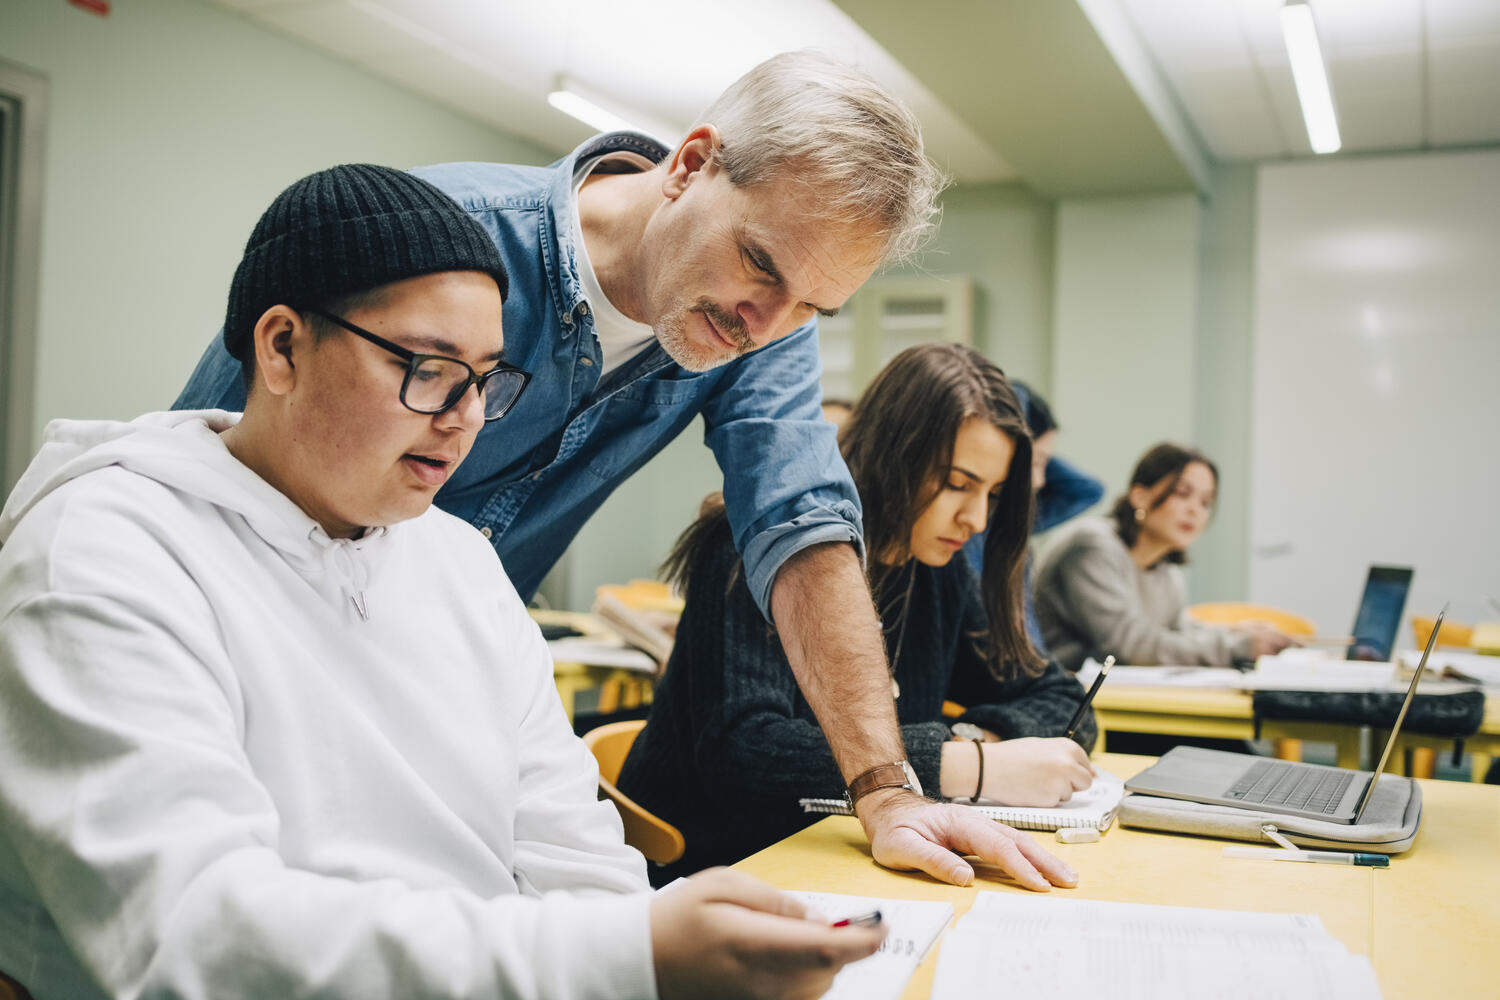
[0,410,389,620]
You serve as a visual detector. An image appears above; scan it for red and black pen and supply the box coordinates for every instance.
[831,909,883,928]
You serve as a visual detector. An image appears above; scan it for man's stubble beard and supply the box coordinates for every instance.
[653,297,752,373]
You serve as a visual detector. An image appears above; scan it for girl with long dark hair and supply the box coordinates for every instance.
[618,343,1096,882]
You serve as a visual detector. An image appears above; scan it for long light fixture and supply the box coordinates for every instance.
[1281,0,1341,154]
[547,75,658,138]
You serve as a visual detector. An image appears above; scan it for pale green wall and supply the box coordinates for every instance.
[1050,193,1201,518]
[885,181,1057,390]
[1190,164,1256,601]
[0,0,552,450]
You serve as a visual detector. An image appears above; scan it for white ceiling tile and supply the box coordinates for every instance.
[1120,0,1246,70]
[370,46,588,154]
[1307,0,1421,52]
[1425,0,1500,43]
[254,1,429,57]
[1337,95,1425,151]
[1328,50,1422,102]
[1429,37,1500,98]
[1428,37,1500,145]
[1233,0,1290,58]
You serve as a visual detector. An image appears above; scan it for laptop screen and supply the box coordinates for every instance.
[1347,565,1413,661]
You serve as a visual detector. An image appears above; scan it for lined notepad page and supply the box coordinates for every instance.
[790,891,953,1000]
[931,894,1381,1000]
[964,769,1124,829]
[800,770,1124,831]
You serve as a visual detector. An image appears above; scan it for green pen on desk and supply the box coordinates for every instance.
[1221,845,1389,867]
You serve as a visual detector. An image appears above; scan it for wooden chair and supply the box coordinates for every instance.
[581,720,685,866]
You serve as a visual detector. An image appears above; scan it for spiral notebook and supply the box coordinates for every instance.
[790,891,953,1000]
[800,770,1124,831]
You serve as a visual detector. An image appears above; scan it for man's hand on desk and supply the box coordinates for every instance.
[650,868,885,1000]
[855,788,1080,890]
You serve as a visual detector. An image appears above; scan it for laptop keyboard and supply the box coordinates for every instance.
[1226,761,1356,814]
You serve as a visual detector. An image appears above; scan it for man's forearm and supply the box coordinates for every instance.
[769,542,905,779]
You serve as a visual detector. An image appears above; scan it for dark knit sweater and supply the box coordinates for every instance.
[617,518,1097,883]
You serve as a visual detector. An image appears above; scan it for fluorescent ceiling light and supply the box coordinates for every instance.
[547,76,664,139]
[1280,1,1341,154]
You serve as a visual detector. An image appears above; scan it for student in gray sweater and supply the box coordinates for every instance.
[1033,443,1299,672]
[619,344,1096,883]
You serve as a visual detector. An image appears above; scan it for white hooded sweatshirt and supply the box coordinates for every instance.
[0,412,654,1000]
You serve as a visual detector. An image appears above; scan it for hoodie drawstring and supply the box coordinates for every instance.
[313,532,374,622]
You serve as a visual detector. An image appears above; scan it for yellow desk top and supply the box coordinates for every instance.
[735,753,1500,999]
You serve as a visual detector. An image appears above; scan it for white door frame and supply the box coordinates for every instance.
[0,58,48,496]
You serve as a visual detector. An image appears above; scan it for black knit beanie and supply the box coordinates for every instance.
[223,164,509,363]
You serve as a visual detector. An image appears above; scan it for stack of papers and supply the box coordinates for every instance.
[544,636,657,673]
[932,894,1381,1000]
[1397,648,1500,688]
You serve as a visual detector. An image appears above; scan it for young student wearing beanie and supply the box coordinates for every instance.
[0,165,881,1000]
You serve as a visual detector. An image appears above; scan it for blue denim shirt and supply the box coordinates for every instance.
[173,133,862,616]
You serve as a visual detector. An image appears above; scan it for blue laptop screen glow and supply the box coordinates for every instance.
[1347,566,1413,661]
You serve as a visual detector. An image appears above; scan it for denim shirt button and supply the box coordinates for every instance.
[576,302,590,317]
[529,471,544,481]
[579,356,595,367]
[479,526,492,539]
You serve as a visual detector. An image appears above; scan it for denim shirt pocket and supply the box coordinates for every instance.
[582,372,716,480]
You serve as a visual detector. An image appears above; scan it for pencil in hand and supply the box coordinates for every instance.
[1066,655,1113,743]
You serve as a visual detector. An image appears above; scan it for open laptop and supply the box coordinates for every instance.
[1345,565,1413,661]
[1125,606,1445,825]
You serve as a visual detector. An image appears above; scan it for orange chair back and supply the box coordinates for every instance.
[581,720,685,866]
[1186,602,1316,637]
[1411,615,1473,649]
[0,970,33,1000]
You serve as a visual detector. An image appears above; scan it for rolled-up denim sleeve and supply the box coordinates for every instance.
[699,320,864,620]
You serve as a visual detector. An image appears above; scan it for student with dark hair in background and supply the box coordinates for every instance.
[962,381,1104,653]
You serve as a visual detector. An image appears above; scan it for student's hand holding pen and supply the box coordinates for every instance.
[650,868,885,1000]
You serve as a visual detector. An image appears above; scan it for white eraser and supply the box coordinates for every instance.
[1056,828,1101,844]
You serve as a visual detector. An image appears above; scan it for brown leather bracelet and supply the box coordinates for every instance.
[844,761,917,809]
[969,737,985,802]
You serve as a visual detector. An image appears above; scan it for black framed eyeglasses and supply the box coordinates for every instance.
[304,307,531,422]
